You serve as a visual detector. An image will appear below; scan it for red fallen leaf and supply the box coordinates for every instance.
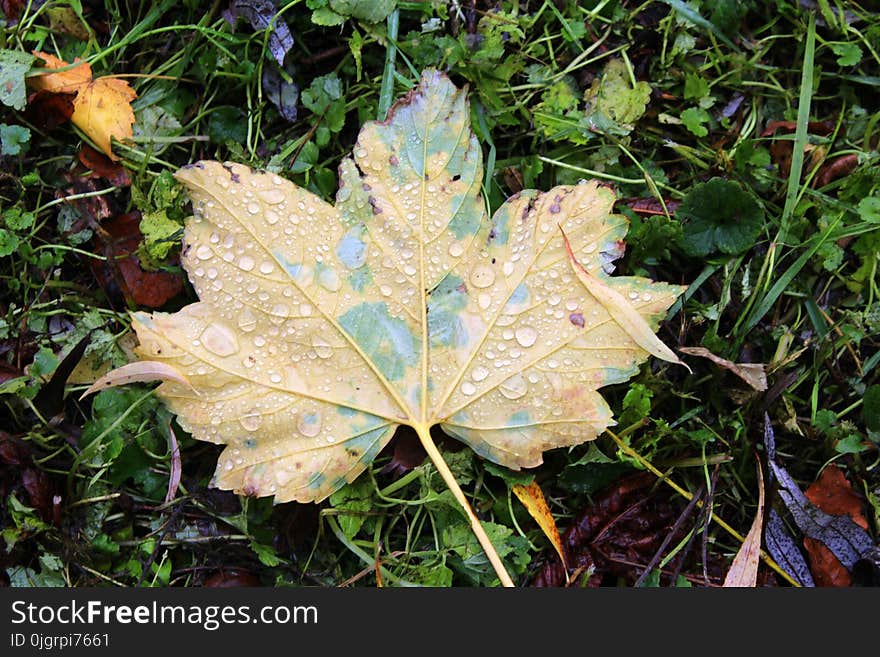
[22,467,54,522]
[24,90,76,131]
[0,362,22,385]
[90,212,184,308]
[77,145,131,187]
[0,431,30,466]
[814,153,859,188]
[0,0,25,24]
[761,120,835,138]
[763,120,835,178]
[619,197,681,216]
[204,570,262,587]
[802,465,869,587]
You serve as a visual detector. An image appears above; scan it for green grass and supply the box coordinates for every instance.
[1,0,878,588]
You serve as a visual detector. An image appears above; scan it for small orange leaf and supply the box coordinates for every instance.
[512,481,568,575]
[28,51,136,159]
[29,51,92,93]
[723,459,765,587]
[71,77,137,159]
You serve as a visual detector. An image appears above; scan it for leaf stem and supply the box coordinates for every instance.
[413,423,515,587]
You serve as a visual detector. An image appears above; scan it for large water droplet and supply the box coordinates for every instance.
[259,188,285,205]
[499,373,528,400]
[312,336,333,359]
[514,326,538,348]
[239,255,255,271]
[448,242,464,258]
[470,265,496,289]
[246,202,260,215]
[259,261,275,274]
[477,293,492,310]
[471,366,489,382]
[461,381,477,396]
[195,245,213,260]
[297,412,322,438]
[240,411,262,432]
[200,324,239,357]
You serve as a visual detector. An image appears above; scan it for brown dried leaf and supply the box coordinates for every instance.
[723,459,764,587]
[678,346,767,391]
[531,474,705,587]
[80,361,195,400]
[77,145,131,187]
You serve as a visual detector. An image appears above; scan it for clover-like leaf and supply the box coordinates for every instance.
[90,70,686,582]
[677,177,765,257]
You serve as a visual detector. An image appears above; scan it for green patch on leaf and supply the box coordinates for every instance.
[677,177,765,257]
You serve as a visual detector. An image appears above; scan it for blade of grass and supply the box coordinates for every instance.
[377,9,399,120]
[658,0,741,52]
[778,13,817,245]
[739,213,842,336]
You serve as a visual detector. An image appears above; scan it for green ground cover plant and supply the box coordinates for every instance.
[1,0,878,588]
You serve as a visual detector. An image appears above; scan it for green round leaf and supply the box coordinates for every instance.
[677,177,765,257]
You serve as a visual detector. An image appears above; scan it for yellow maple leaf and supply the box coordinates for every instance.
[85,70,687,586]
[29,51,136,159]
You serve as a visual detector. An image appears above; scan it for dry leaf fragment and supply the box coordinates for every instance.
[80,361,194,399]
[678,346,767,391]
[89,71,685,513]
[512,481,568,575]
[28,51,136,159]
[723,459,765,587]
